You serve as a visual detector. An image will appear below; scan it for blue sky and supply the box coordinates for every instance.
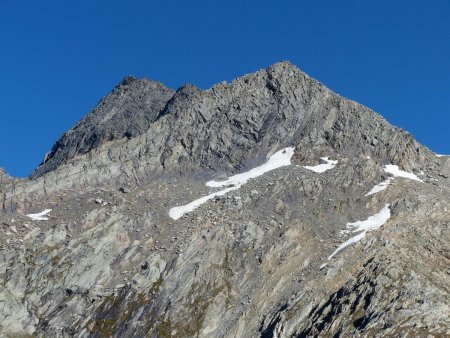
[1,1,449,177]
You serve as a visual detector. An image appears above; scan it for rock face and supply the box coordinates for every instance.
[32,76,175,178]
[0,62,449,337]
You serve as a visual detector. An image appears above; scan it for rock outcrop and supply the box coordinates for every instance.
[32,76,174,178]
[0,62,448,337]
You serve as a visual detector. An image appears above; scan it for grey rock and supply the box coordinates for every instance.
[32,76,175,178]
[0,61,449,337]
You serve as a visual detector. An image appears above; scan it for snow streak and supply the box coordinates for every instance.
[303,157,338,173]
[328,204,391,259]
[169,147,295,220]
[26,209,52,221]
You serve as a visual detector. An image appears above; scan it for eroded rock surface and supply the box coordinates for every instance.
[1,62,449,337]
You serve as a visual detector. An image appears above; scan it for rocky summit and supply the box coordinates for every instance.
[1,61,449,337]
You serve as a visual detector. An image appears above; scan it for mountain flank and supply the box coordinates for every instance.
[0,61,449,337]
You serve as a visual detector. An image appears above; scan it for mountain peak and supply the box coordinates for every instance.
[117,75,137,87]
[267,60,298,72]
[1,62,449,338]
[31,61,432,180]
[31,75,175,178]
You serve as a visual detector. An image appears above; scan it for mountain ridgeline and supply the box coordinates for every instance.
[32,61,430,181]
[0,62,449,337]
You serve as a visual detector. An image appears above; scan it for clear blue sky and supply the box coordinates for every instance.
[1,1,449,177]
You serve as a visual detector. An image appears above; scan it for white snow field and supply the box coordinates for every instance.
[206,147,295,188]
[365,178,394,196]
[303,157,338,173]
[366,164,423,196]
[383,164,423,182]
[436,154,449,157]
[169,185,240,220]
[328,204,391,259]
[26,209,52,221]
[170,147,295,220]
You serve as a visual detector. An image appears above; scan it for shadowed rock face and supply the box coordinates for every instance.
[32,76,175,178]
[1,62,449,337]
[32,61,430,181]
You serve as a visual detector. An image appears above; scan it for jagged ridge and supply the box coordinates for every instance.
[32,61,432,182]
[32,76,175,178]
[1,61,449,338]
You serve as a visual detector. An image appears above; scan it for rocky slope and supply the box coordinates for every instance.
[32,76,174,179]
[0,62,449,337]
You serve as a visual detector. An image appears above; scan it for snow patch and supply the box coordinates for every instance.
[328,204,391,259]
[384,164,422,182]
[436,154,449,158]
[303,157,338,173]
[26,209,52,221]
[365,178,394,196]
[206,147,295,188]
[170,147,295,220]
[366,164,422,196]
[169,185,240,220]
